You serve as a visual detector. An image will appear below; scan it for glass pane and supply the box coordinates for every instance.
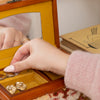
[0,13,42,50]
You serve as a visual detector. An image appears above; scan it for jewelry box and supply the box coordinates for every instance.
[0,0,66,99]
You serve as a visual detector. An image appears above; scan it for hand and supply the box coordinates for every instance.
[0,26,28,50]
[0,0,9,5]
[4,39,69,76]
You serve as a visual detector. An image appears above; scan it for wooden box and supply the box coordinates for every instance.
[0,0,65,100]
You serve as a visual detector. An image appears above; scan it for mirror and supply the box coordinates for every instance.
[0,13,42,50]
[29,13,42,39]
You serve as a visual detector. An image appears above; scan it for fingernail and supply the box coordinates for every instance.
[4,65,15,72]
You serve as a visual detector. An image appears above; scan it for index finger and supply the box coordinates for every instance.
[11,42,30,64]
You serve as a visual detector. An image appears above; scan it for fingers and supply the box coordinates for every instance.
[11,42,30,64]
[4,41,31,72]
[4,57,31,72]
[0,34,4,49]
[13,32,21,46]
[13,35,29,47]
[0,27,26,50]
[13,41,22,47]
[22,35,29,43]
[2,32,15,50]
[13,41,21,47]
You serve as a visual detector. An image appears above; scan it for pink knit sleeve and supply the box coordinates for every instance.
[0,13,31,35]
[64,51,100,100]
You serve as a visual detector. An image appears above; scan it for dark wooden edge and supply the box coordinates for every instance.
[11,78,64,100]
[40,71,56,81]
[34,70,51,82]
[52,0,60,48]
[0,84,12,100]
[0,0,51,12]
[60,48,70,55]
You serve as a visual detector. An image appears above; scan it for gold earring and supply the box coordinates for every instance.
[6,72,15,78]
[6,72,19,78]
[6,85,16,94]
[16,82,26,91]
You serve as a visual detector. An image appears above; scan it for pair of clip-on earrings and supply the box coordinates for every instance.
[6,82,26,94]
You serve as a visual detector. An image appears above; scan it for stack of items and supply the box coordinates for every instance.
[60,25,100,54]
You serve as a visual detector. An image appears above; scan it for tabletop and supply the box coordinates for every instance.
[34,88,90,100]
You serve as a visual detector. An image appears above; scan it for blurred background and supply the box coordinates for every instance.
[1,0,100,38]
[57,0,100,36]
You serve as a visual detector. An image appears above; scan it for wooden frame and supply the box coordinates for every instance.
[0,0,60,47]
[0,0,64,100]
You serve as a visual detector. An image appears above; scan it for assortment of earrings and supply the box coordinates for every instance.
[6,82,26,94]
[2,70,29,94]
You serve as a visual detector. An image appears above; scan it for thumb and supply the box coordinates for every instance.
[4,58,31,72]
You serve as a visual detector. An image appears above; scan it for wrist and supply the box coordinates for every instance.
[50,50,69,76]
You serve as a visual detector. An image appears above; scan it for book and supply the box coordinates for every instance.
[60,25,100,53]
